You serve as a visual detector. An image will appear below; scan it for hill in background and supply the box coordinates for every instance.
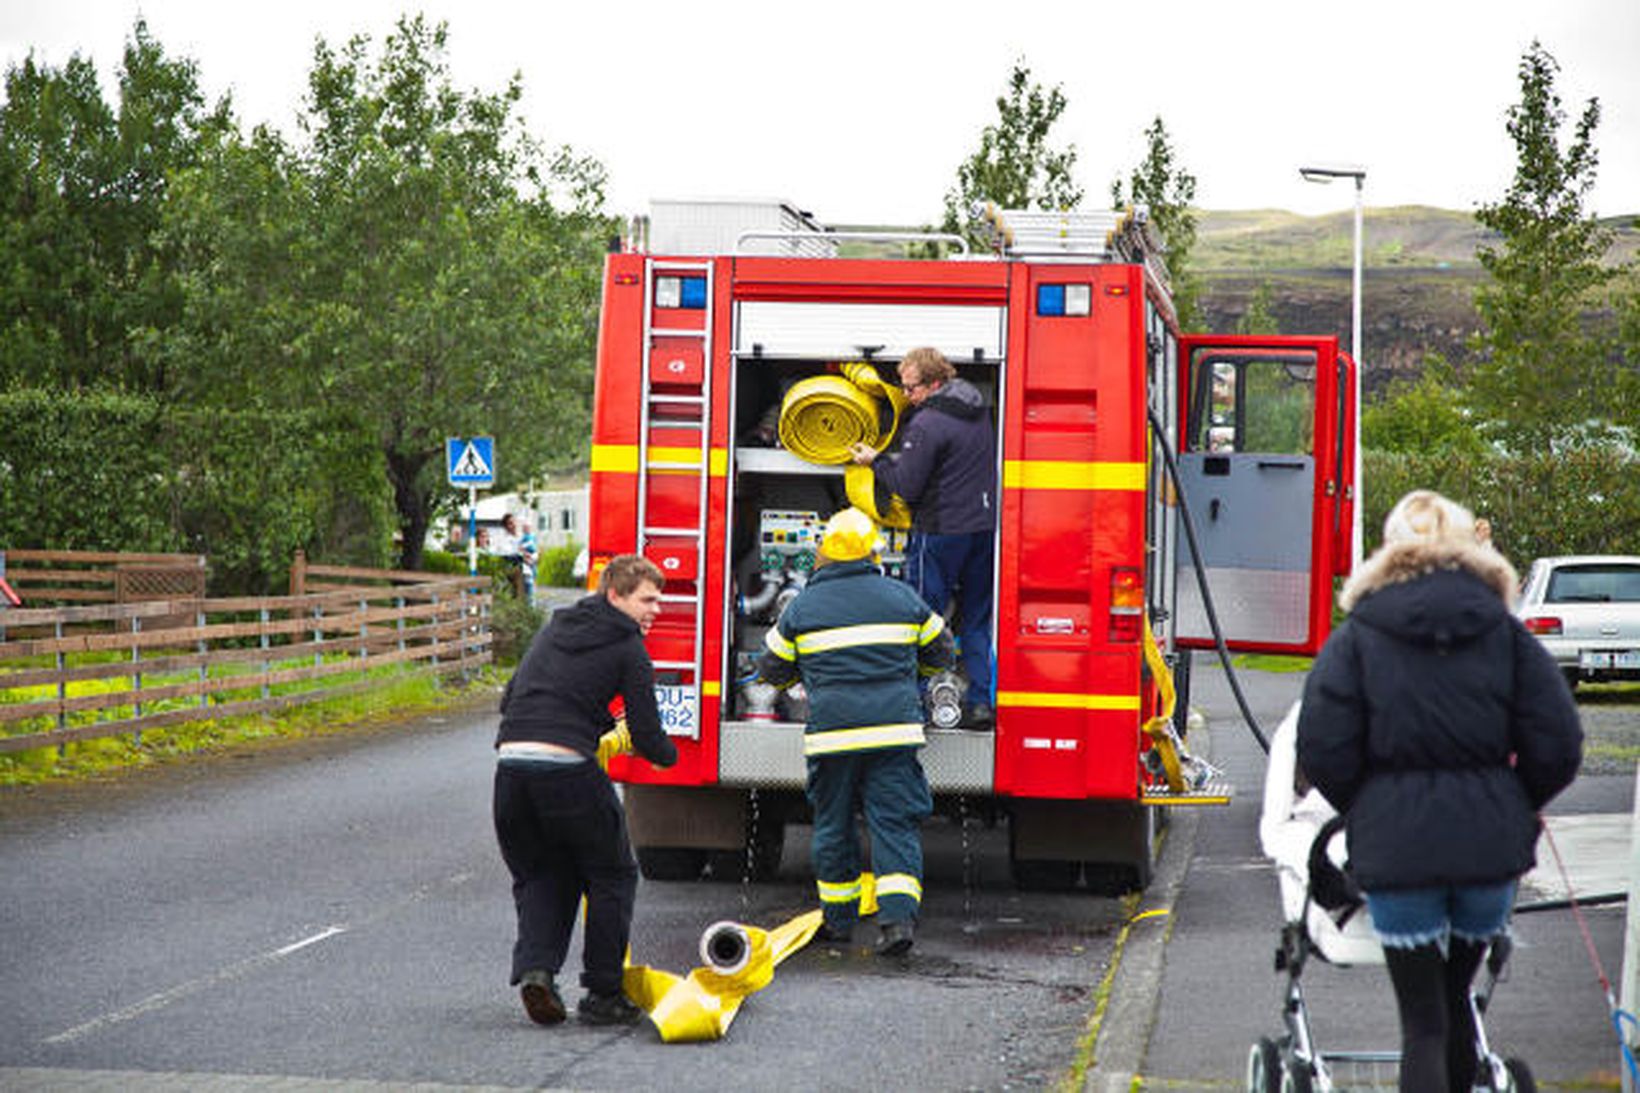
[1194,206,1637,393]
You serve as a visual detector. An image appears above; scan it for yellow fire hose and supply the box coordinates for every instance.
[777,361,912,529]
[598,722,879,1042]
[1140,617,1185,792]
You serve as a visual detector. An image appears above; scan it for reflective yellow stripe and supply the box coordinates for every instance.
[591,443,727,477]
[591,444,638,473]
[817,877,863,903]
[1002,460,1146,491]
[794,622,919,655]
[918,613,946,645]
[996,691,1142,711]
[702,681,720,697]
[874,873,923,903]
[764,627,796,662]
[804,723,925,756]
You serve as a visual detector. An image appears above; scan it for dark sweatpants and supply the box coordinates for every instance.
[492,759,637,995]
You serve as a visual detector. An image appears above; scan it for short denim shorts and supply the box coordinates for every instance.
[1364,880,1516,951]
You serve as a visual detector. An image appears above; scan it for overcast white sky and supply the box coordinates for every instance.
[3,1,1637,225]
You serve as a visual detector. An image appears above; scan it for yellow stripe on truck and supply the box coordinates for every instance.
[1002,460,1146,491]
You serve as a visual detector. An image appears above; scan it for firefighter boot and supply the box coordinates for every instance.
[877,920,915,957]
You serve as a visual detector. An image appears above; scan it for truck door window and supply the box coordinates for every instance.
[1187,351,1316,454]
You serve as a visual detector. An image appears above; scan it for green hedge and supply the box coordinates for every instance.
[0,387,393,594]
[1364,447,1640,564]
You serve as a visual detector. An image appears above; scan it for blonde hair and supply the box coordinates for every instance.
[1381,490,1479,547]
[901,346,955,387]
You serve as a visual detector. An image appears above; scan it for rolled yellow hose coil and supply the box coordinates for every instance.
[778,362,911,528]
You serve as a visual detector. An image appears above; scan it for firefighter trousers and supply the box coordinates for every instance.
[493,758,637,995]
[806,746,933,929]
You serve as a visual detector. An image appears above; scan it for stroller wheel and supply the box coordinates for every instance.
[1245,1037,1281,1093]
[1501,1057,1535,1093]
[1278,1056,1315,1093]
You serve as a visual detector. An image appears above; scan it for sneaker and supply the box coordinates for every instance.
[578,990,644,1026]
[519,971,565,1026]
[877,920,915,957]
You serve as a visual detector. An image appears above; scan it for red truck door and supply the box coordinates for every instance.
[1173,336,1355,656]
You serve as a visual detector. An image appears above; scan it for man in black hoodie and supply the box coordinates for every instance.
[493,554,678,1028]
[849,346,997,727]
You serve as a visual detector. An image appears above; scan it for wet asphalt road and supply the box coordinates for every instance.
[0,701,1127,1091]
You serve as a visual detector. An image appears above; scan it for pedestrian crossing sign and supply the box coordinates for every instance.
[446,436,495,486]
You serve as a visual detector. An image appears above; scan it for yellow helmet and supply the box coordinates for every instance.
[818,507,884,562]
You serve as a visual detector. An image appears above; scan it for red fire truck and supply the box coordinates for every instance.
[588,200,1356,890]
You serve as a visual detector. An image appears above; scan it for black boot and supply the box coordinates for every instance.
[1383,942,1450,1093]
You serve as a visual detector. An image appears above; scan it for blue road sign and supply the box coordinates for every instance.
[447,436,495,487]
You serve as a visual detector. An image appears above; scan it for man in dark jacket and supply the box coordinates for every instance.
[848,346,997,727]
[757,507,957,956]
[1297,490,1581,1092]
[493,554,678,1027]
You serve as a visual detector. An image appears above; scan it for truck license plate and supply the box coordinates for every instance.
[1615,650,1640,669]
[654,685,699,738]
[1580,651,1612,669]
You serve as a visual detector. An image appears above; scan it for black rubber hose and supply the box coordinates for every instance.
[1146,404,1271,754]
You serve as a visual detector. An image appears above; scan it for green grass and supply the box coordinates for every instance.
[1231,653,1313,674]
[0,665,504,786]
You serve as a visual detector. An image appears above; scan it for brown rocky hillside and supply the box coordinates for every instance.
[1195,206,1637,396]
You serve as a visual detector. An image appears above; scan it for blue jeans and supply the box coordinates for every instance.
[903,530,994,707]
[1364,880,1516,951]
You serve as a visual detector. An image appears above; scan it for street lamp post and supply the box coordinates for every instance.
[1300,163,1367,569]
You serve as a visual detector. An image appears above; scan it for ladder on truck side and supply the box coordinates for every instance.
[635,259,714,738]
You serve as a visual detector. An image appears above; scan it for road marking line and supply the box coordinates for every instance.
[43,925,348,1045]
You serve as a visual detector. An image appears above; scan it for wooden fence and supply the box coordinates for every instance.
[1,548,207,606]
[0,555,491,756]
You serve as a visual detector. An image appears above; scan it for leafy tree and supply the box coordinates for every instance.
[1468,40,1622,451]
[1112,117,1199,328]
[1234,281,1281,336]
[1363,354,1488,456]
[162,16,613,569]
[938,61,1082,251]
[0,20,231,391]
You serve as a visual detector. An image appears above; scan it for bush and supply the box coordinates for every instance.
[0,388,392,594]
[1364,446,1640,563]
[539,540,584,588]
[489,585,545,665]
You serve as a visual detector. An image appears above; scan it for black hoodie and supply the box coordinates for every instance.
[1297,540,1581,891]
[496,593,677,768]
[872,377,996,534]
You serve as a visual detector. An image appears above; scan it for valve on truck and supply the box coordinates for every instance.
[924,670,965,729]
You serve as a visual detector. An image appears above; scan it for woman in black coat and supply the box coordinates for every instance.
[1297,490,1582,1093]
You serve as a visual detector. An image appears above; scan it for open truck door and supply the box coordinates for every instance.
[1174,336,1356,656]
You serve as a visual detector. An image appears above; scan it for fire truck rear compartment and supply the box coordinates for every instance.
[627,335,1162,892]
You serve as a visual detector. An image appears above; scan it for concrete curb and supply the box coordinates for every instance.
[1083,710,1211,1092]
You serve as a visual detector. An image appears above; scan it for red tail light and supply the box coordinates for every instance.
[1523,616,1562,636]
[1109,566,1143,643]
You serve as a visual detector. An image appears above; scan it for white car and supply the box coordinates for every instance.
[1517,555,1640,688]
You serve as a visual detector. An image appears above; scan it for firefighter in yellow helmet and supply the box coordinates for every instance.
[756,507,956,955]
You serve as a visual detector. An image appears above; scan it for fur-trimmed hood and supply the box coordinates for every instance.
[1342,539,1519,610]
[1340,539,1520,650]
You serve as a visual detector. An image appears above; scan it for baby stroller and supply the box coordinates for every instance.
[1250,702,1535,1092]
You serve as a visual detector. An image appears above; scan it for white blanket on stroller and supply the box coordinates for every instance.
[1258,700,1384,966]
